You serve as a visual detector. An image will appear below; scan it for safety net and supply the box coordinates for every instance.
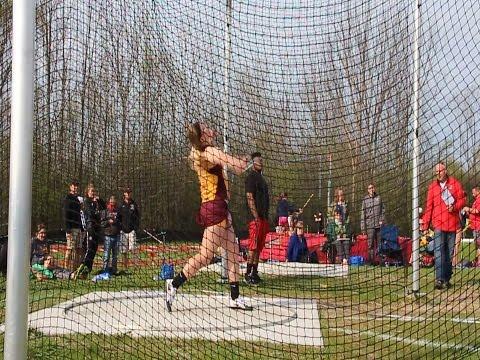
[0,0,479,358]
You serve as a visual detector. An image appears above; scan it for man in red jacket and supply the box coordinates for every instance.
[421,162,466,290]
[462,186,480,267]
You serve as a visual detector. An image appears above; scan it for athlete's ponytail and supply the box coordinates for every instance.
[187,122,204,151]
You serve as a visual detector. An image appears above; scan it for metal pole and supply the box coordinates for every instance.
[223,0,232,153]
[4,0,35,358]
[220,0,233,281]
[318,155,322,201]
[411,0,421,293]
[327,154,332,209]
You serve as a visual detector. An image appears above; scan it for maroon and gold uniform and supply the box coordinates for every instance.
[195,162,230,228]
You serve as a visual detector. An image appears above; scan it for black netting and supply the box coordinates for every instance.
[1,0,480,358]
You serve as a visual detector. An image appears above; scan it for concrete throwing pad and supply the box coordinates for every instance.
[8,290,323,347]
[202,262,348,277]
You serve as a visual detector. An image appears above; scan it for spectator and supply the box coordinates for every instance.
[313,212,323,234]
[326,209,351,264]
[118,187,140,270]
[102,196,120,274]
[63,179,84,270]
[0,234,7,276]
[276,192,292,231]
[462,186,480,267]
[30,223,50,266]
[72,183,106,279]
[287,221,308,262]
[452,190,468,266]
[361,183,385,265]
[31,255,73,281]
[421,162,466,290]
[245,151,270,285]
[328,188,349,225]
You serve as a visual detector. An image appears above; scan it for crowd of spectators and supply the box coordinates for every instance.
[29,181,140,281]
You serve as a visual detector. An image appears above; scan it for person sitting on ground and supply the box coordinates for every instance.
[31,255,73,281]
[30,223,51,266]
[287,221,308,262]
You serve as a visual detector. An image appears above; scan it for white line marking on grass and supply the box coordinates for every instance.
[349,314,480,324]
[332,327,480,352]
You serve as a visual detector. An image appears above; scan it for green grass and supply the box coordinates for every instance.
[1,243,480,359]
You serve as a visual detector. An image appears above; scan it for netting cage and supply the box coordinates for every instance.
[1,0,480,358]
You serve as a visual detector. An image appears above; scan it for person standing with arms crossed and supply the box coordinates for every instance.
[166,122,252,311]
[421,162,466,290]
[360,183,385,265]
[245,152,270,285]
[63,180,84,271]
[118,187,140,271]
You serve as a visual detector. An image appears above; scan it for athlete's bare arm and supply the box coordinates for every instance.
[203,146,248,175]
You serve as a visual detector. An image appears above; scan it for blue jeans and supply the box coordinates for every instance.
[433,230,455,282]
[103,235,119,273]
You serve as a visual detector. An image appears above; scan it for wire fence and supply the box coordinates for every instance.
[1,0,480,358]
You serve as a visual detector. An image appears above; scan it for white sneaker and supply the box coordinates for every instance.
[165,279,176,312]
[229,297,253,311]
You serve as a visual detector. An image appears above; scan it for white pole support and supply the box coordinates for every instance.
[326,154,332,209]
[220,0,233,280]
[223,0,232,153]
[4,0,35,358]
[411,0,421,293]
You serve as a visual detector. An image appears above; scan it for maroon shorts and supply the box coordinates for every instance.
[248,218,270,251]
[196,199,229,228]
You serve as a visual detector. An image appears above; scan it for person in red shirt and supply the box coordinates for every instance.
[462,186,480,267]
[421,162,466,290]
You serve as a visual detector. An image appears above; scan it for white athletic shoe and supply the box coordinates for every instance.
[229,297,253,311]
[165,279,176,312]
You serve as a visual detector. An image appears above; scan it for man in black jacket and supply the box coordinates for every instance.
[118,187,140,270]
[63,180,83,271]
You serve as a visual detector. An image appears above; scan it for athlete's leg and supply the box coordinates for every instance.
[182,224,221,279]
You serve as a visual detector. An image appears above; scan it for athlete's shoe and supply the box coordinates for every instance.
[229,297,253,311]
[217,276,229,284]
[243,273,253,285]
[165,279,176,312]
[72,264,89,280]
[250,273,262,285]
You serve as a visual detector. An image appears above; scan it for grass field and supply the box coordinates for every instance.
[0,242,479,359]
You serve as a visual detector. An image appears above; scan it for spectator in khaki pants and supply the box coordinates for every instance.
[118,187,140,270]
[63,179,84,271]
